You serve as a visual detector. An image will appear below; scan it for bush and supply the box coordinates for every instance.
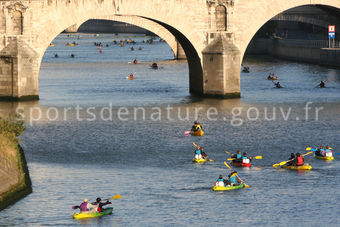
[0,117,25,143]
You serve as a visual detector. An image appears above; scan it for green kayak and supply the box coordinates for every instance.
[212,183,245,191]
[73,207,113,219]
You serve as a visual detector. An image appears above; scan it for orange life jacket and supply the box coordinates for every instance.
[296,156,304,166]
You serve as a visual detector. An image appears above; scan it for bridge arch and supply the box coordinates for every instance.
[232,1,340,60]
[15,0,209,100]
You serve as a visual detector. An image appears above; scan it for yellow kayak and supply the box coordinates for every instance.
[190,130,204,136]
[66,43,75,46]
[73,207,113,219]
[280,164,312,170]
[193,158,207,163]
[49,44,54,47]
[315,155,334,161]
[212,183,245,191]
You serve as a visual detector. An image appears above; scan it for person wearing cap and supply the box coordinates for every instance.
[78,198,97,213]
[225,171,243,186]
[92,197,111,212]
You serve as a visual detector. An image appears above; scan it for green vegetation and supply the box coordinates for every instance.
[0,117,25,143]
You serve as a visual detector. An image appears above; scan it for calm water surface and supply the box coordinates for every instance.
[0,33,340,226]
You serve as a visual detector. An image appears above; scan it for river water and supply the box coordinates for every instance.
[0,33,340,226]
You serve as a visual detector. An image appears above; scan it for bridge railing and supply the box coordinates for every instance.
[277,39,340,48]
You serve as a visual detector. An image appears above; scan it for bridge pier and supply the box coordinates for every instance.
[202,33,241,98]
[176,42,186,60]
[0,38,39,101]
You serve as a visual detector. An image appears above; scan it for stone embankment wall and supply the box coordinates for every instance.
[0,134,31,211]
[246,38,340,68]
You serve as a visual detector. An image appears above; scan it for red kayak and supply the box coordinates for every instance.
[231,161,251,167]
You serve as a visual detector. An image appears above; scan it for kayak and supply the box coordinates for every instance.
[315,155,334,161]
[212,183,245,191]
[267,77,278,80]
[280,164,312,170]
[231,161,251,167]
[126,77,135,80]
[193,158,207,164]
[190,130,204,136]
[73,207,113,219]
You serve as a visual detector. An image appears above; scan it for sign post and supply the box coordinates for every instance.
[328,25,335,48]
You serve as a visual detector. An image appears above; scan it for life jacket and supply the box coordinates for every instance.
[236,154,242,159]
[296,157,304,166]
[229,175,237,184]
[242,156,250,164]
[215,178,224,187]
[325,149,333,157]
[80,202,89,212]
[195,149,201,155]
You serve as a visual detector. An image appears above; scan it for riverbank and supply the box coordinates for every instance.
[0,119,31,211]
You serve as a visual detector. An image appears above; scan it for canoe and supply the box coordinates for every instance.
[231,161,251,167]
[280,164,312,170]
[315,155,334,161]
[212,183,245,191]
[73,207,113,219]
[193,158,207,164]
[190,130,204,136]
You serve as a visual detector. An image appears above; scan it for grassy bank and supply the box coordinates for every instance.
[0,117,32,211]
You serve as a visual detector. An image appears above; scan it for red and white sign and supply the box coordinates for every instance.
[329,25,335,32]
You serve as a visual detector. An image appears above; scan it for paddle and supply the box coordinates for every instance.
[184,130,191,136]
[193,142,213,162]
[273,151,313,168]
[223,161,250,188]
[227,156,262,161]
[225,151,231,155]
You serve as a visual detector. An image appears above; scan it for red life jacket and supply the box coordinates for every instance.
[296,157,304,166]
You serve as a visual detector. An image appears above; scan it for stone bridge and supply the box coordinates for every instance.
[0,0,340,100]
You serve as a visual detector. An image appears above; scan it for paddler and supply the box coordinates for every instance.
[231,150,242,163]
[194,146,207,160]
[224,171,243,186]
[292,153,304,166]
[215,175,225,187]
[242,152,252,164]
[315,145,325,156]
[274,82,282,88]
[285,153,295,166]
[129,73,134,79]
[319,81,325,88]
[151,62,158,69]
[191,121,203,132]
[92,198,111,212]
[133,59,139,64]
[316,145,333,157]
[75,198,97,213]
